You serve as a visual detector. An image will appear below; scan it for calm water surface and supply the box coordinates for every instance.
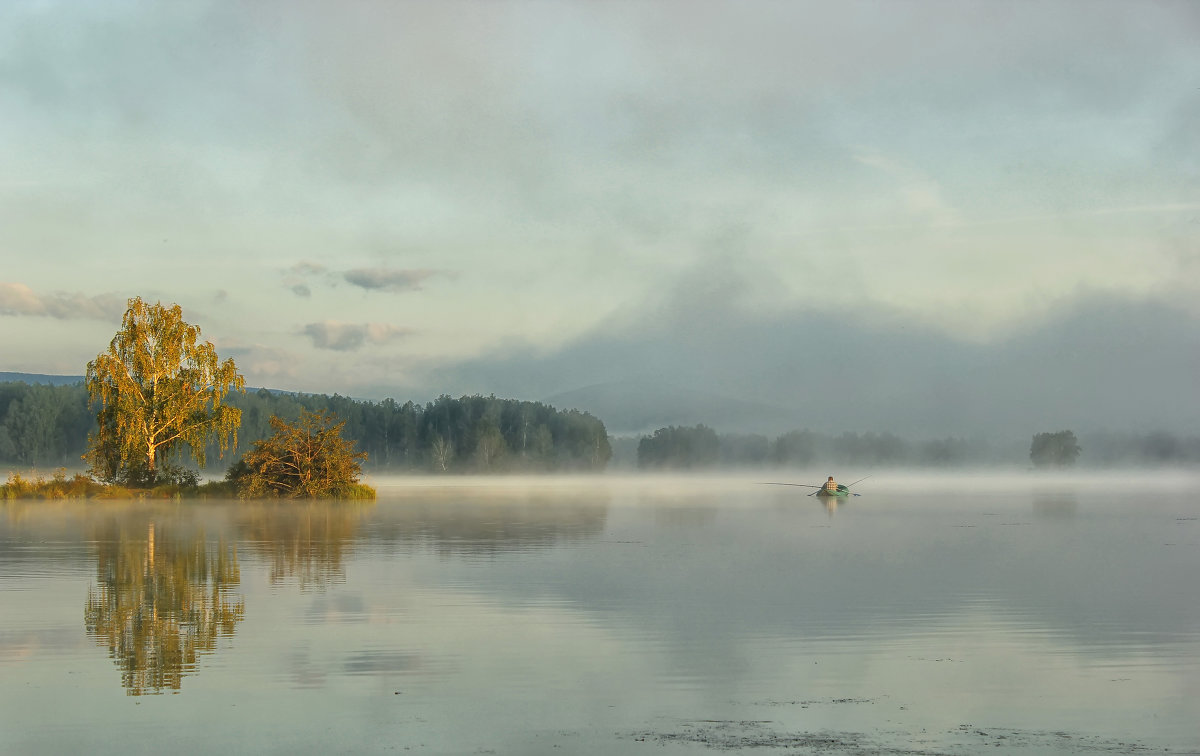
[2,473,1198,755]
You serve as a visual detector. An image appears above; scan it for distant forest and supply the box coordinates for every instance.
[617,424,1200,470]
[2,380,1198,473]
[0,381,611,473]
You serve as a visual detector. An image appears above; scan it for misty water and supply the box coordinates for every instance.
[1,473,1198,755]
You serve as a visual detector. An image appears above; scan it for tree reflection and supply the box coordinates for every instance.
[1033,492,1078,517]
[236,502,369,588]
[84,519,244,695]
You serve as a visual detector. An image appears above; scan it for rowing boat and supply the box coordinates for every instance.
[815,485,851,498]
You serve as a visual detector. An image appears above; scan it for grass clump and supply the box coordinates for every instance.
[2,469,107,500]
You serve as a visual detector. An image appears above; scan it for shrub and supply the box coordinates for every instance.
[227,410,372,499]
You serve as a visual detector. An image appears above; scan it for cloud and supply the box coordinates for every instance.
[301,321,412,351]
[282,264,439,297]
[343,268,437,293]
[852,153,905,173]
[218,341,305,383]
[290,261,327,276]
[282,261,329,297]
[852,150,960,227]
[363,322,412,344]
[0,283,124,320]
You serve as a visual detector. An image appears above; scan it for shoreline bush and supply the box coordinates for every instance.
[226,411,374,499]
[2,469,108,500]
[1,468,375,501]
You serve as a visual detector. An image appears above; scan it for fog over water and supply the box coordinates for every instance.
[2,473,1198,754]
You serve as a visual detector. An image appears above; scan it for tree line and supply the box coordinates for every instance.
[7,381,1200,472]
[0,381,92,467]
[0,381,612,474]
[631,425,1001,469]
[214,389,612,473]
[626,424,1200,469]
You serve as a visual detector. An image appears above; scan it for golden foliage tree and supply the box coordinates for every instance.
[85,297,244,484]
[231,410,370,498]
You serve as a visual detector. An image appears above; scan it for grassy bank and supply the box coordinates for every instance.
[1,469,375,501]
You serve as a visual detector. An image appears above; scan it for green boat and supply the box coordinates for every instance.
[815,485,852,498]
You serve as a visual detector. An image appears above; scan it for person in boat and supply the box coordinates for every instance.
[823,476,838,493]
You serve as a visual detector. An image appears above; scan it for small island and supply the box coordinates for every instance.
[3,297,372,500]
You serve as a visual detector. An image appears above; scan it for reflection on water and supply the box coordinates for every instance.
[760,487,848,517]
[1033,491,1079,517]
[84,519,244,695]
[653,504,718,529]
[78,490,608,698]
[1,475,1197,754]
[367,487,609,554]
[236,503,370,588]
[82,503,371,693]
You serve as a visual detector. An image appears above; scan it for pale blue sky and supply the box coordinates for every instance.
[1,1,1197,430]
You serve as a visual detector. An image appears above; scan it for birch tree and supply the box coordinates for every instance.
[473,423,506,471]
[85,297,244,483]
[430,434,453,472]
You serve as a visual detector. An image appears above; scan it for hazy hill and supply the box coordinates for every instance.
[403,294,1200,439]
[0,372,83,386]
[545,379,803,436]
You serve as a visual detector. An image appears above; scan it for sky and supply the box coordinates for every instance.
[1,1,1197,435]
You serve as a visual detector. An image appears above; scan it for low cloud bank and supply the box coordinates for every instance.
[401,293,1200,438]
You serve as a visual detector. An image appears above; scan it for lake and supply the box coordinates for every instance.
[2,472,1198,755]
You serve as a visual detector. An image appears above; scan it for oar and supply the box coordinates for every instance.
[833,475,870,497]
[757,482,822,489]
